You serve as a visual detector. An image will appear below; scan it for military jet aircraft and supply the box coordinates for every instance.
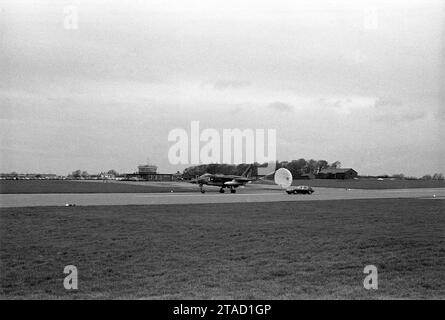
[191,165,254,193]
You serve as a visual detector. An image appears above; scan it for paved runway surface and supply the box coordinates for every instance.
[0,187,443,208]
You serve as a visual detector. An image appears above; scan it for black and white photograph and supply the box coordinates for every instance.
[0,0,444,305]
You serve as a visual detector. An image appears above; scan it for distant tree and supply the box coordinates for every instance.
[81,171,89,178]
[285,159,307,177]
[316,160,329,173]
[182,163,257,178]
[72,170,82,178]
[183,164,209,178]
[107,169,118,176]
[432,173,444,180]
[391,173,405,180]
[182,159,347,178]
[330,161,341,169]
[306,159,318,174]
[421,174,432,180]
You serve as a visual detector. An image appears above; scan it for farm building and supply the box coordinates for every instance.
[317,168,358,179]
[295,173,315,180]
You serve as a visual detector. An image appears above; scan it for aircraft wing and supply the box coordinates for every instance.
[224,178,251,186]
[224,180,243,186]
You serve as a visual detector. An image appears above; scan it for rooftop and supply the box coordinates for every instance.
[318,168,356,174]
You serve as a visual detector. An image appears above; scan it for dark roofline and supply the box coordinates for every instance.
[318,168,356,173]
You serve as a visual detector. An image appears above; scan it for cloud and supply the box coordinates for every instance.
[0,0,442,177]
[373,98,426,122]
[213,80,251,90]
[318,96,374,115]
[266,101,294,112]
[374,98,403,109]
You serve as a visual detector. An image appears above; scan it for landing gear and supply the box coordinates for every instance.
[219,188,225,193]
[199,185,205,193]
[230,187,236,194]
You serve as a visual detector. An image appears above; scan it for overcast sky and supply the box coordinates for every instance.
[1,0,444,176]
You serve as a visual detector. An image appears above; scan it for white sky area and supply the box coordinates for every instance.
[1,0,444,176]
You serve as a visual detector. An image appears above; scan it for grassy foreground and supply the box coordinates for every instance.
[0,199,443,299]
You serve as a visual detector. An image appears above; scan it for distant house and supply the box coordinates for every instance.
[296,173,315,180]
[0,173,60,180]
[98,172,116,180]
[173,171,183,180]
[125,172,175,181]
[317,168,358,179]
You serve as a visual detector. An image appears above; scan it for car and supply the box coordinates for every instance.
[286,185,314,195]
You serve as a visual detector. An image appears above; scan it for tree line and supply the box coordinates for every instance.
[64,165,443,181]
[182,160,444,180]
[69,169,119,178]
[182,159,341,179]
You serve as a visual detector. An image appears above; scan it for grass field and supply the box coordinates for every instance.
[0,180,193,194]
[0,198,443,299]
[257,178,445,190]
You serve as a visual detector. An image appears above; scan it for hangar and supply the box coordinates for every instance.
[317,168,358,179]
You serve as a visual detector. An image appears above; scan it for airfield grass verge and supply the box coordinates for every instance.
[0,180,193,194]
[0,199,443,299]
[2,179,444,195]
[257,178,445,190]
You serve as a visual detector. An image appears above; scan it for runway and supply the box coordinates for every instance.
[0,187,443,208]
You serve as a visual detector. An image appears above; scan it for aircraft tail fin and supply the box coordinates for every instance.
[241,164,254,178]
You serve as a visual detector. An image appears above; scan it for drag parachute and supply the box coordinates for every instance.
[274,168,293,189]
